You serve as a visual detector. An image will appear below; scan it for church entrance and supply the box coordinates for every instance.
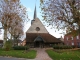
[34,41,44,48]
[34,36,44,48]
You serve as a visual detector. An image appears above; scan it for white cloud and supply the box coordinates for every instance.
[23,21,31,33]
[37,13,40,16]
[28,16,33,20]
[46,26,64,38]
[27,7,32,12]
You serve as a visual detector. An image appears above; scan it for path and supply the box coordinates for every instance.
[34,48,52,60]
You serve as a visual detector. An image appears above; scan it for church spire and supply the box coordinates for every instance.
[33,1,37,19]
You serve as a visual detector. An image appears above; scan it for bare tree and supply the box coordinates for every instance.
[0,0,28,48]
[40,0,80,35]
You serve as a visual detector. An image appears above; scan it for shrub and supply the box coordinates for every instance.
[4,40,12,51]
[53,45,72,49]
[13,46,29,50]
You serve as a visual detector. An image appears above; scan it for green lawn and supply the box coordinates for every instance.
[46,49,80,60]
[0,49,36,59]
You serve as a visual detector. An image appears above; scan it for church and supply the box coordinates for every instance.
[26,6,62,48]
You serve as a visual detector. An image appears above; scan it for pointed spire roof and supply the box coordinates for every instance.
[27,0,48,33]
[33,5,37,19]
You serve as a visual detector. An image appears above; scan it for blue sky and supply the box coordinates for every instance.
[20,0,64,38]
[20,0,41,19]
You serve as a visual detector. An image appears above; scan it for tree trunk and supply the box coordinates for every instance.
[3,28,7,48]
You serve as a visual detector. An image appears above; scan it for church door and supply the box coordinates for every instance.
[34,41,44,48]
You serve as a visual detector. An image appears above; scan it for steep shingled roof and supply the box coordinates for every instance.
[26,33,62,43]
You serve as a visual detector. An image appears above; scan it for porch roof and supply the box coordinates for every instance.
[34,35,45,42]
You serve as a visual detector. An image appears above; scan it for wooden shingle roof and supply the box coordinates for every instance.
[26,33,62,43]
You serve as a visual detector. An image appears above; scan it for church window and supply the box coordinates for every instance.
[36,27,40,31]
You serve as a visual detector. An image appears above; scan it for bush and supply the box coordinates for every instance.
[13,46,29,50]
[4,40,12,51]
[53,45,72,49]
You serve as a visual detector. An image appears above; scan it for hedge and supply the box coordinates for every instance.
[13,46,29,50]
[53,45,72,49]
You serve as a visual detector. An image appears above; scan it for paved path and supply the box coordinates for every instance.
[34,48,52,60]
[0,48,53,60]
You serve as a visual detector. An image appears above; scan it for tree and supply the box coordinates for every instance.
[40,0,80,35]
[0,0,28,48]
[8,13,24,46]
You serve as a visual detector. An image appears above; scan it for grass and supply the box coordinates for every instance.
[0,48,36,59]
[46,49,80,60]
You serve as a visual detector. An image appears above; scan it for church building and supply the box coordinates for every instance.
[26,6,62,48]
